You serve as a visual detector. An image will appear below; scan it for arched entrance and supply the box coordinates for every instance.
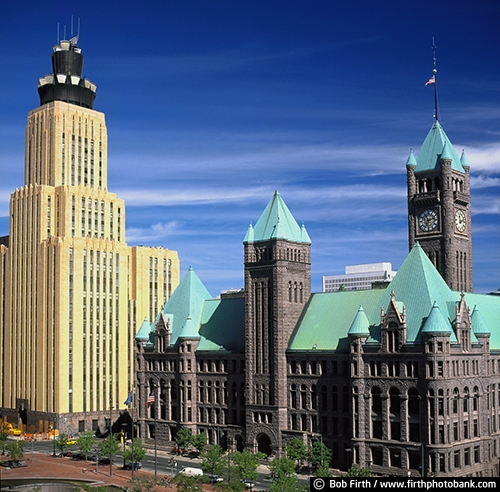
[257,433,272,456]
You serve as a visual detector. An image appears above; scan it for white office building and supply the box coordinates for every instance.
[322,262,397,292]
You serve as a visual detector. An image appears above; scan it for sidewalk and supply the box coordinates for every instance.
[0,453,228,490]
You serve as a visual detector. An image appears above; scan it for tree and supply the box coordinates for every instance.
[200,444,225,476]
[124,438,147,463]
[308,440,332,471]
[173,474,203,492]
[174,427,193,453]
[191,432,207,455]
[98,434,121,460]
[345,464,371,477]
[0,431,9,455]
[5,440,26,462]
[54,433,69,456]
[77,431,96,461]
[231,449,260,482]
[268,456,306,492]
[285,438,307,468]
[127,476,167,492]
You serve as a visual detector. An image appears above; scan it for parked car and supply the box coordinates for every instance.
[206,474,223,483]
[241,479,255,490]
[124,461,142,470]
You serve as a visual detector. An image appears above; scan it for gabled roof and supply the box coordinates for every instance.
[244,191,311,244]
[415,121,466,173]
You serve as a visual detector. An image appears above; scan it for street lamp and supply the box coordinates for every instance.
[153,383,157,478]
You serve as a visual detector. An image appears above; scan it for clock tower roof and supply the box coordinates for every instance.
[415,121,465,173]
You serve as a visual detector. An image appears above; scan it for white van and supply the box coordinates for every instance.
[179,466,203,477]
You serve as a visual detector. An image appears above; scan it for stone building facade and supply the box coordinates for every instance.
[135,134,500,477]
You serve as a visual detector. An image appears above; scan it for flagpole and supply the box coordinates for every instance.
[431,37,438,121]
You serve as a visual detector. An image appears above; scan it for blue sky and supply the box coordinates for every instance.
[0,0,499,296]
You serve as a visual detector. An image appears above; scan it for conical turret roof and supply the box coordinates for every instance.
[415,121,465,173]
[244,191,311,244]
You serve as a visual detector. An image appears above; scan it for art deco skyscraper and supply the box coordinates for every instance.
[0,37,179,433]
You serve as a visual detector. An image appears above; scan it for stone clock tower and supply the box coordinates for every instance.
[406,120,473,292]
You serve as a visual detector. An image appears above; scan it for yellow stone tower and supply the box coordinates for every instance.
[0,37,179,434]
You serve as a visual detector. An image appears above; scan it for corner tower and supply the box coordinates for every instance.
[243,191,311,455]
[406,121,472,292]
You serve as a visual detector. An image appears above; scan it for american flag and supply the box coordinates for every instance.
[425,76,436,86]
[146,393,155,406]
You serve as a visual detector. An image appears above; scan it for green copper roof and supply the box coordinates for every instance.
[135,316,152,341]
[244,191,311,244]
[368,242,457,343]
[347,305,371,337]
[460,150,470,169]
[420,302,452,335]
[415,121,465,173]
[164,266,212,343]
[406,149,417,168]
[198,297,245,352]
[471,306,491,336]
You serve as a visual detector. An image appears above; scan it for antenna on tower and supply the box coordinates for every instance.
[71,15,74,37]
[57,22,60,43]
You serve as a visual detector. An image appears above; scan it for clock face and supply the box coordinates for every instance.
[418,209,439,232]
[455,210,466,233]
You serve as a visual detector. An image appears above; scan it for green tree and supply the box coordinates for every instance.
[123,438,147,463]
[173,474,203,492]
[200,444,225,475]
[268,456,305,492]
[0,431,9,455]
[55,433,69,456]
[5,440,26,462]
[285,438,308,468]
[174,427,193,453]
[231,449,260,482]
[308,440,332,470]
[77,431,95,461]
[98,434,121,460]
[127,475,167,492]
[191,432,207,455]
[345,464,371,477]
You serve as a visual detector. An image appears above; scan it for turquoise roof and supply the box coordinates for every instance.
[289,243,466,350]
[406,149,417,168]
[135,316,152,341]
[244,191,311,244]
[460,150,470,169]
[198,297,245,352]
[415,121,465,173]
[347,306,371,337]
[420,302,452,336]
[163,266,212,343]
[471,305,491,336]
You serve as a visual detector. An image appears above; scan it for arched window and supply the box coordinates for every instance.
[371,387,382,414]
[389,388,400,415]
[473,386,479,412]
[408,388,420,416]
[463,387,469,412]
[453,388,459,414]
